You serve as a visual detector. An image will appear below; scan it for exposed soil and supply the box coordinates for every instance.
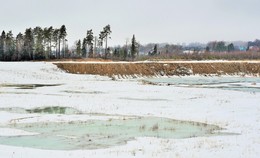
[54,61,260,77]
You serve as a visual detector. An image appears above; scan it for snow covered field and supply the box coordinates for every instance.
[0,62,260,158]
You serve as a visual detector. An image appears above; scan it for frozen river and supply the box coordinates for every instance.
[0,62,260,158]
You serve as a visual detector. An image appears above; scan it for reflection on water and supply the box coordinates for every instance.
[144,77,260,93]
[0,106,81,115]
[0,116,235,150]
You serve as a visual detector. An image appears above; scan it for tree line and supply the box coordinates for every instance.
[75,25,139,60]
[2,24,258,61]
[0,24,140,61]
[0,25,67,61]
[206,41,235,52]
[75,25,112,59]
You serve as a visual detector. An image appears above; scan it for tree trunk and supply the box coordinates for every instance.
[3,41,6,60]
[55,43,58,59]
[49,41,52,59]
[63,38,65,58]
[58,39,60,59]
[44,41,48,59]
[94,37,97,57]
[105,36,108,59]
[99,43,101,56]
[86,44,88,58]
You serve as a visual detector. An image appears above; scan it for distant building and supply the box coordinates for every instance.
[248,39,260,51]
[249,46,260,52]
[183,50,204,54]
[183,50,194,54]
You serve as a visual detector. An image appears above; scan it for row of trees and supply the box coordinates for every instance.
[139,43,183,56]
[206,41,235,52]
[111,35,139,60]
[75,25,112,59]
[0,24,140,61]
[5,24,257,62]
[75,25,139,60]
[0,25,67,61]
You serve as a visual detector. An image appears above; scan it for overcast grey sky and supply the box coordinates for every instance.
[0,0,259,46]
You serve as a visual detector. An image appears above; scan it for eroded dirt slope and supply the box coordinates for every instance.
[54,61,260,77]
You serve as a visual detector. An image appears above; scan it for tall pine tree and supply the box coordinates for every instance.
[5,31,15,60]
[0,31,6,60]
[59,25,67,58]
[131,34,138,60]
[100,25,111,59]
[16,32,24,60]
[24,28,34,60]
[76,40,82,56]
[82,38,87,57]
[86,29,94,58]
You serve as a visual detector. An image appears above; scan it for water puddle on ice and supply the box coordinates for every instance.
[0,106,81,115]
[120,97,169,102]
[0,116,235,150]
[144,77,260,93]
[0,84,62,89]
[62,90,104,94]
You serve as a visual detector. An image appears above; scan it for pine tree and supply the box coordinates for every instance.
[153,44,158,55]
[99,31,104,55]
[76,40,82,56]
[215,41,226,52]
[24,28,34,60]
[86,29,94,58]
[113,47,120,58]
[123,47,128,61]
[59,25,67,58]
[43,26,54,59]
[5,31,15,60]
[100,25,111,59]
[205,46,210,52]
[33,27,44,59]
[227,43,235,52]
[82,38,87,57]
[89,45,94,57]
[0,31,6,60]
[16,32,24,60]
[52,29,59,58]
[131,34,138,60]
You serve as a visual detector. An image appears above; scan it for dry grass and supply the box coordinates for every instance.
[151,123,159,131]
[139,125,146,131]
[55,61,260,77]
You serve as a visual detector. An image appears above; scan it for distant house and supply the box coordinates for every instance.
[249,46,260,52]
[183,50,195,54]
[183,50,204,54]
[248,39,260,51]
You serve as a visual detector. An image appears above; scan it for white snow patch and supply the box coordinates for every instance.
[0,128,39,136]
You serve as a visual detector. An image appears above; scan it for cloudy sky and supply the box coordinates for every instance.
[0,0,259,46]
